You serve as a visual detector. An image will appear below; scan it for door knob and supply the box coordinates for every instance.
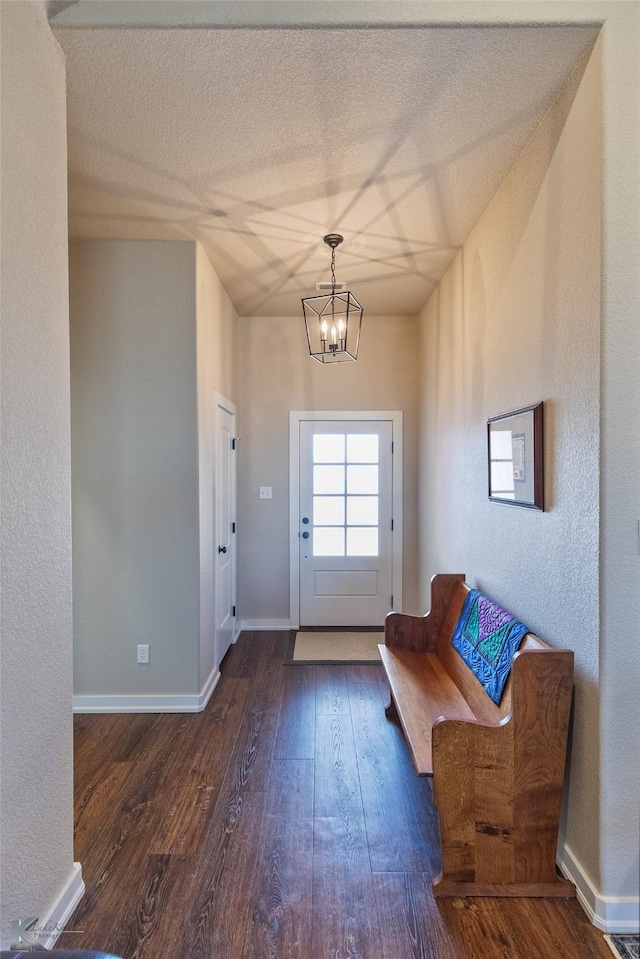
[302,531,310,539]
[302,516,310,524]
[218,545,227,554]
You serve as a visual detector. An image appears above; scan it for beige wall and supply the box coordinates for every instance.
[2,0,635,935]
[238,314,419,623]
[70,240,201,697]
[595,6,640,904]
[0,2,77,945]
[418,36,638,909]
[195,244,239,685]
[70,240,239,701]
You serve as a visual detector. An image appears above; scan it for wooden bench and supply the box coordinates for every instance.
[379,573,575,898]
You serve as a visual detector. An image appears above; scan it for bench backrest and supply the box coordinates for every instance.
[435,579,549,723]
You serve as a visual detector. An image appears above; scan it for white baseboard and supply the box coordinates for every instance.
[233,623,242,643]
[558,842,640,933]
[38,862,85,949]
[238,618,290,631]
[199,666,221,708]
[73,667,221,714]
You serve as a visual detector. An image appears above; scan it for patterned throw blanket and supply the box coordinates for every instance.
[451,589,530,704]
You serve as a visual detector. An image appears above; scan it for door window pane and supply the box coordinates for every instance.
[314,527,345,557]
[347,527,378,556]
[313,434,345,463]
[314,496,345,526]
[347,464,378,494]
[347,496,378,526]
[314,465,345,495]
[347,434,378,463]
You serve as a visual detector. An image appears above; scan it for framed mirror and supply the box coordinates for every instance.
[487,402,544,510]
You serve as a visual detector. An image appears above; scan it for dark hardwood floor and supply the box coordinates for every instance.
[59,632,611,959]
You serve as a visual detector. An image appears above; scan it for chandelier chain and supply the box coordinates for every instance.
[331,248,336,293]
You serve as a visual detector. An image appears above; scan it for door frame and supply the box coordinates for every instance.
[213,391,238,668]
[289,410,403,629]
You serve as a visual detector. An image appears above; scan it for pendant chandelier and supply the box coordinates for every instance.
[302,234,363,364]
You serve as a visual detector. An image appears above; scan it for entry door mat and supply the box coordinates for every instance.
[605,936,640,959]
[285,628,384,665]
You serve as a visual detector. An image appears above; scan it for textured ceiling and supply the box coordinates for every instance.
[54,21,597,315]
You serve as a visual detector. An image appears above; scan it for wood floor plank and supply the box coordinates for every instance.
[149,678,250,855]
[66,678,255,948]
[313,706,383,958]
[436,892,615,959]
[69,745,172,923]
[62,853,198,959]
[73,762,133,862]
[372,871,460,959]
[222,630,282,679]
[60,634,612,959]
[347,662,386,683]
[314,664,350,715]
[73,713,156,802]
[499,897,614,959]
[314,712,364,828]
[313,817,383,959]
[349,681,431,873]
[184,637,286,959]
[381,693,442,826]
[108,854,175,959]
[274,664,316,760]
[242,759,314,959]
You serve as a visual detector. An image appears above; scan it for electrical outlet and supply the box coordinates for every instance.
[259,486,272,499]
[137,644,150,664]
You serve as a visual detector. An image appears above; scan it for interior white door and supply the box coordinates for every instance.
[214,395,236,668]
[299,419,394,627]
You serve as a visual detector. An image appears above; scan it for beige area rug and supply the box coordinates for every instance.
[285,630,384,665]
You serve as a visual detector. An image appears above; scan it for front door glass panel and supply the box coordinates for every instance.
[312,433,379,557]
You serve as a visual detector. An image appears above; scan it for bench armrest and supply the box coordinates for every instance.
[385,573,466,652]
[431,647,574,890]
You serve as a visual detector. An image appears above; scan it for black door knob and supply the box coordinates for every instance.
[302,531,310,539]
[218,545,227,554]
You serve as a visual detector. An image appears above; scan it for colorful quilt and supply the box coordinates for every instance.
[451,589,530,704]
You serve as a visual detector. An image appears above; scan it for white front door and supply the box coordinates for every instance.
[214,394,236,668]
[298,418,395,627]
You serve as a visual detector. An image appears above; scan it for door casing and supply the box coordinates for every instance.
[289,410,403,629]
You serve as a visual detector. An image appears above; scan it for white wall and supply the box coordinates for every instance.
[0,1,79,946]
[238,314,419,623]
[195,244,239,685]
[418,23,639,925]
[70,240,201,698]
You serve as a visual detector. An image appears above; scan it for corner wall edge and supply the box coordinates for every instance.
[558,842,640,933]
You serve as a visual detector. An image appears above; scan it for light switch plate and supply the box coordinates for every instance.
[259,486,272,500]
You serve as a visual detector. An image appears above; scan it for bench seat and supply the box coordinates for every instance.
[379,573,575,898]
[378,645,476,775]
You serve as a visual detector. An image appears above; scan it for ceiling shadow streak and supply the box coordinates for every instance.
[66,74,565,314]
